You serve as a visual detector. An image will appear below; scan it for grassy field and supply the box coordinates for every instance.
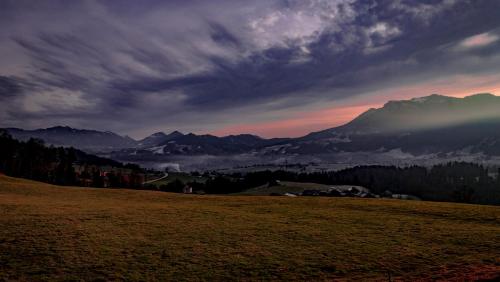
[147,172,207,187]
[0,175,499,281]
[237,181,367,196]
[237,181,332,195]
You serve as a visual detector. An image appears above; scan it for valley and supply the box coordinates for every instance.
[3,3,500,280]
[5,93,500,172]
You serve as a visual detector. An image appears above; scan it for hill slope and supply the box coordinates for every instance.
[1,175,499,281]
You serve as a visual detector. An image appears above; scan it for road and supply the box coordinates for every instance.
[142,172,168,185]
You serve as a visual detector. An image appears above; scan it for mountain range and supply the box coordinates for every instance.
[3,127,289,154]
[4,93,500,169]
[4,126,136,152]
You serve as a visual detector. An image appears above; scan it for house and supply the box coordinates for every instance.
[72,162,145,188]
[182,185,193,194]
[302,190,321,196]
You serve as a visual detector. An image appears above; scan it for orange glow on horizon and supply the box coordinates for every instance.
[211,104,379,138]
[209,75,500,138]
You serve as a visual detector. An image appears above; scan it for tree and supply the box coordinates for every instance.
[161,179,185,193]
[453,185,475,203]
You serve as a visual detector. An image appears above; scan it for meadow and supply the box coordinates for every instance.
[0,174,499,281]
[147,172,208,187]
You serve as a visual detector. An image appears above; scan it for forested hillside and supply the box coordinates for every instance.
[0,130,143,188]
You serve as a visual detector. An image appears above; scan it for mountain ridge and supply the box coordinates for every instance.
[4,126,137,152]
[3,93,500,159]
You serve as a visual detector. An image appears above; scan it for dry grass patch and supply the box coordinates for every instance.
[0,175,499,281]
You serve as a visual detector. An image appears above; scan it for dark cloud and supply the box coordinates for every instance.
[209,22,242,49]
[1,0,500,137]
[108,0,500,110]
[0,76,22,100]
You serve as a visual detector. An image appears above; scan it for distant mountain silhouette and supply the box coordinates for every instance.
[137,131,184,148]
[4,126,136,152]
[282,93,500,155]
[307,93,500,136]
[4,94,500,158]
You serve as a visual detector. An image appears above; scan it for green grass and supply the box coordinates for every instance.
[148,172,207,187]
[1,175,499,281]
[237,181,362,195]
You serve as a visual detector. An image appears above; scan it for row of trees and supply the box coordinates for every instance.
[0,130,143,188]
[173,163,500,205]
[0,131,77,185]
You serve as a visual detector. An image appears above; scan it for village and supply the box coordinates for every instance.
[73,163,145,188]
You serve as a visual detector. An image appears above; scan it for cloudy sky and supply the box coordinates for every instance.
[1,0,500,138]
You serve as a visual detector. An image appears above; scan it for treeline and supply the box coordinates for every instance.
[2,129,500,205]
[171,163,500,205]
[0,130,143,187]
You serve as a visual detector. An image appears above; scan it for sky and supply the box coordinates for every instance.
[1,0,500,139]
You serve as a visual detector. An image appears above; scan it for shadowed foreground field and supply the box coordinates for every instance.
[0,175,499,281]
